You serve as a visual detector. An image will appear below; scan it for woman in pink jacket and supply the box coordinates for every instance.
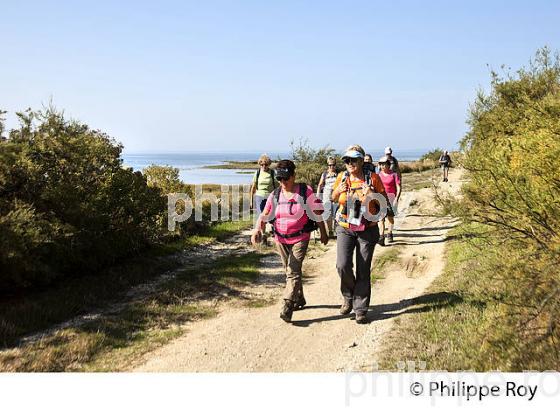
[377,156,401,245]
[251,160,328,322]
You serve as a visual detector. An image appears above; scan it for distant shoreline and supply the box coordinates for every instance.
[202,160,262,170]
[203,159,430,172]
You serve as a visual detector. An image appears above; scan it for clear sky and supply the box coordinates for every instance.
[1,1,559,153]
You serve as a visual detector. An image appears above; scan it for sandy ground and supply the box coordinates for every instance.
[134,168,463,372]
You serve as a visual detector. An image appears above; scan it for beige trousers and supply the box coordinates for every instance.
[275,240,309,303]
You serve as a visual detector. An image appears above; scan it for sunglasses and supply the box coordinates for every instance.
[343,158,359,164]
[328,164,336,167]
[276,176,290,182]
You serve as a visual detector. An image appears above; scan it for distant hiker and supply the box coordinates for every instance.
[332,145,388,324]
[384,146,401,180]
[251,160,329,323]
[439,150,452,182]
[317,156,339,237]
[377,156,401,245]
[250,154,277,217]
[363,153,376,174]
[250,154,276,215]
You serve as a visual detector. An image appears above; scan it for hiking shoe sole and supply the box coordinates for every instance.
[355,314,368,324]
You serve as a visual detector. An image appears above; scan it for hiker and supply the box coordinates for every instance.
[251,160,329,323]
[332,145,388,324]
[316,156,339,237]
[250,154,277,217]
[363,153,376,174]
[384,146,401,180]
[250,154,277,243]
[439,150,452,182]
[377,156,401,246]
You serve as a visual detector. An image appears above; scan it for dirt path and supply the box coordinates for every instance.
[134,169,463,372]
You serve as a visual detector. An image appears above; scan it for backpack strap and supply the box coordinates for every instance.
[299,183,308,204]
[274,186,282,203]
[342,169,374,191]
[271,169,277,188]
[364,167,372,187]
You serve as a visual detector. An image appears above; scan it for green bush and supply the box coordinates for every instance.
[448,47,560,369]
[290,138,338,187]
[419,148,444,162]
[0,107,164,291]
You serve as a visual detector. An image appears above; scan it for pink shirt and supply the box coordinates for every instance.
[379,170,400,195]
[263,185,323,244]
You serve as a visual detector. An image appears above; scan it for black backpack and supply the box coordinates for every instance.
[255,168,277,189]
[268,183,318,239]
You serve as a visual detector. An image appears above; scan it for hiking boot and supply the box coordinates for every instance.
[340,300,353,315]
[280,300,294,322]
[293,296,307,311]
[355,312,368,324]
[386,232,393,244]
[377,236,385,246]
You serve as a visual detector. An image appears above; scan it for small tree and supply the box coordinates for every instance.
[290,138,337,187]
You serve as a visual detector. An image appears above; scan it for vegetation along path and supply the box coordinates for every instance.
[134,168,463,372]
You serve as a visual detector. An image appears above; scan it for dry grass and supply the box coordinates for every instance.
[0,252,265,372]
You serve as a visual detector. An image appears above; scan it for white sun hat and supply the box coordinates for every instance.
[341,149,364,160]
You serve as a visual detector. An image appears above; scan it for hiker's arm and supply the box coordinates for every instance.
[317,173,325,196]
[331,178,346,202]
[251,209,268,245]
[318,220,328,245]
[249,180,256,209]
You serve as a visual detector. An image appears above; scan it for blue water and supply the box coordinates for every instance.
[122,150,425,184]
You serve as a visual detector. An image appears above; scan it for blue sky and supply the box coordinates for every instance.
[1,1,559,153]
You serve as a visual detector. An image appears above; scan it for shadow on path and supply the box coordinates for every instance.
[396,225,455,232]
[290,292,462,327]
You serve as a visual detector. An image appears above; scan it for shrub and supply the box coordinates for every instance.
[419,148,444,162]
[290,138,338,187]
[448,47,560,369]
[0,107,164,291]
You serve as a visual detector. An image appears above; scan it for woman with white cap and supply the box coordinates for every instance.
[331,144,388,324]
[384,146,401,180]
[377,156,401,245]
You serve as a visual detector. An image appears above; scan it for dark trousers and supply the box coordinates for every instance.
[335,225,379,314]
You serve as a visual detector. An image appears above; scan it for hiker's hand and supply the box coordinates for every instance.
[251,230,262,246]
[320,230,329,245]
[361,183,373,195]
[336,182,347,194]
